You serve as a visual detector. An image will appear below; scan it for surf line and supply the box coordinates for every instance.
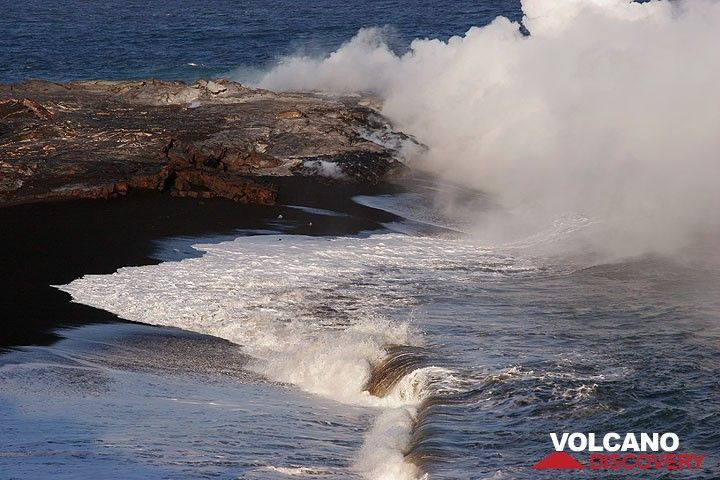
[362,344,466,478]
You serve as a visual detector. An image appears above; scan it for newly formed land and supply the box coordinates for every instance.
[0,79,413,206]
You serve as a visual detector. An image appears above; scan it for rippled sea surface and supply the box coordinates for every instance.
[3,190,718,479]
[0,0,521,83]
[2,1,720,478]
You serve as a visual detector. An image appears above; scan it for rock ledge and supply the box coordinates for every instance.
[0,79,416,205]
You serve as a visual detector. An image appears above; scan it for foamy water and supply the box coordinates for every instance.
[5,0,720,477]
[0,191,716,478]
[50,190,720,478]
[56,228,541,478]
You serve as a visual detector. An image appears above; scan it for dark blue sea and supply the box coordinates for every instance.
[0,0,521,83]
[1,1,719,480]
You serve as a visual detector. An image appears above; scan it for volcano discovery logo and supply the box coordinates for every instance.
[533,432,704,472]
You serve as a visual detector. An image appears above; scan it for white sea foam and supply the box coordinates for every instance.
[58,232,538,479]
[353,194,462,231]
[287,205,350,217]
[261,465,337,477]
[353,407,424,480]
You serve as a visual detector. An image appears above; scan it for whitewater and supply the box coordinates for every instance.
[56,210,542,479]
[4,0,719,478]
[52,188,720,478]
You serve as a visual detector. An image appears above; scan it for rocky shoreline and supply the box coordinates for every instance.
[0,79,416,206]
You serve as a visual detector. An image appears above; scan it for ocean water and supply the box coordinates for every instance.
[1,188,718,479]
[0,0,521,83]
[2,1,720,479]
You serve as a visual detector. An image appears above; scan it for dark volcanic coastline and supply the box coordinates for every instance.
[0,179,404,351]
[0,78,414,206]
[0,78,413,350]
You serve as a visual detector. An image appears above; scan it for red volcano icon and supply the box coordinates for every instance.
[533,451,584,470]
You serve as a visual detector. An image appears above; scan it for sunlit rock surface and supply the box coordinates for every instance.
[0,79,414,205]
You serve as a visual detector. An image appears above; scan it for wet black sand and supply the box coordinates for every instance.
[0,178,401,351]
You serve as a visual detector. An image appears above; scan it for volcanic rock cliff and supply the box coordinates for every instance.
[0,79,416,206]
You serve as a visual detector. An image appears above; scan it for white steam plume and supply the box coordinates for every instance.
[251,0,720,258]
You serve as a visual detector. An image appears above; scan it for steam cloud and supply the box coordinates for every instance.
[250,0,720,258]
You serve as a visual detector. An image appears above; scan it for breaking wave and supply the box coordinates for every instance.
[58,232,541,479]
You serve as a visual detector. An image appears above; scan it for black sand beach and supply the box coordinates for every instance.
[0,178,401,351]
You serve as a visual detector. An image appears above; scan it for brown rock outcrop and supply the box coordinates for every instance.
[0,79,417,206]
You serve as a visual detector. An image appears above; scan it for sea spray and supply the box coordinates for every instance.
[58,233,525,478]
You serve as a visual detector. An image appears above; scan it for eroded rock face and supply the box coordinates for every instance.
[0,79,416,205]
